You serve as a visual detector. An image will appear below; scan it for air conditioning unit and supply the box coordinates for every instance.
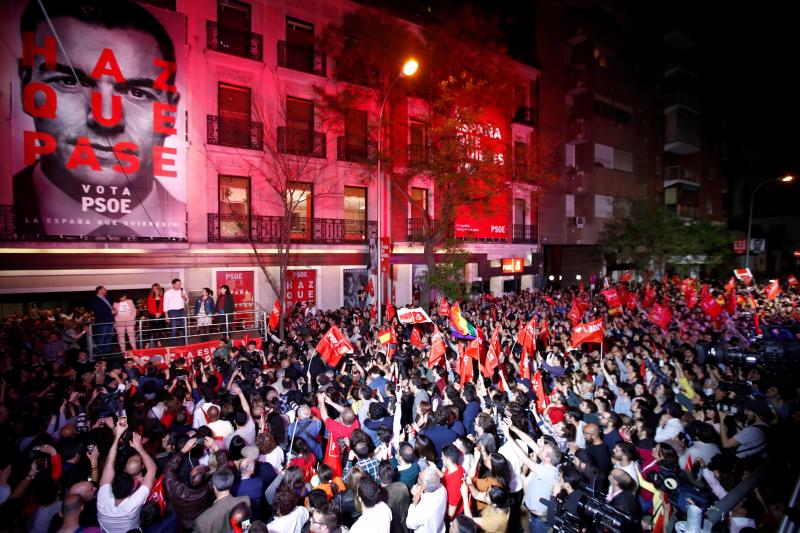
[570,216,586,228]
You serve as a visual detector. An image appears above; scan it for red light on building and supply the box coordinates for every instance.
[794,250,800,257]
[502,258,524,273]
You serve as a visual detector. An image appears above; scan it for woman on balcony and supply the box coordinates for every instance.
[147,283,165,344]
[215,284,236,333]
[194,288,215,342]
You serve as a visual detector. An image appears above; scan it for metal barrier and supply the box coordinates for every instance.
[88,305,269,359]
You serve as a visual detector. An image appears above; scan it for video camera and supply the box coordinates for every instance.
[551,491,634,533]
[697,333,800,383]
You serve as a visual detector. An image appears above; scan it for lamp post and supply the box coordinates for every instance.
[745,174,794,269]
[376,58,418,325]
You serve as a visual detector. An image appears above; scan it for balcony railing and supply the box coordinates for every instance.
[208,213,377,244]
[207,21,263,61]
[277,40,326,76]
[277,127,326,158]
[337,136,377,163]
[512,106,536,126]
[408,144,430,167]
[407,218,442,242]
[512,224,537,243]
[207,115,263,150]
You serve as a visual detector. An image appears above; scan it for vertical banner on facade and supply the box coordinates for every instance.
[216,270,254,324]
[285,269,317,309]
[3,0,187,239]
[343,268,369,309]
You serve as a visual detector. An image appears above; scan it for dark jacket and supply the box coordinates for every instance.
[216,293,235,314]
[91,295,114,324]
[163,451,214,528]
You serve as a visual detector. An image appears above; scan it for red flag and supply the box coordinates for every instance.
[543,295,555,306]
[620,271,633,283]
[531,370,548,413]
[378,328,396,345]
[428,325,446,368]
[700,284,710,301]
[386,303,396,322]
[639,360,647,381]
[538,319,550,346]
[683,282,697,309]
[643,283,656,309]
[268,299,281,330]
[366,278,374,297]
[371,304,377,319]
[519,350,531,380]
[734,268,753,285]
[626,292,639,311]
[648,303,673,331]
[617,284,630,307]
[315,326,353,367]
[465,336,482,360]
[410,326,422,348]
[754,312,762,336]
[726,289,737,315]
[672,275,681,287]
[700,294,723,318]
[438,297,450,317]
[765,279,781,301]
[572,319,604,346]
[579,280,585,297]
[517,317,537,353]
[482,326,501,377]
[600,288,622,315]
[567,298,585,325]
[788,275,800,288]
[725,276,736,292]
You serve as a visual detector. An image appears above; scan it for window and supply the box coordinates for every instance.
[594,194,614,219]
[345,109,368,157]
[287,182,312,238]
[286,97,313,154]
[285,18,315,71]
[593,98,632,125]
[514,141,528,178]
[344,187,367,239]
[613,149,634,173]
[593,143,614,169]
[411,187,429,217]
[219,176,250,239]
[218,82,251,147]
[514,198,526,226]
[409,121,427,163]
[218,0,251,56]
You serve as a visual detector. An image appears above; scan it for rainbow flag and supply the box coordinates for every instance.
[449,302,478,340]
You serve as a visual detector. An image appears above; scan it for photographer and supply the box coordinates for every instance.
[719,399,773,459]
[163,435,215,529]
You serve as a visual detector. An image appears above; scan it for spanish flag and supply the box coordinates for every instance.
[378,329,396,345]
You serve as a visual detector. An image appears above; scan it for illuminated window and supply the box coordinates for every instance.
[218,82,251,148]
[219,175,250,239]
[411,187,429,217]
[287,182,312,238]
[593,46,608,68]
[344,187,367,239]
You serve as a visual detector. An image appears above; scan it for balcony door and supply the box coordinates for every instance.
[286,97,313,154]
[287,182,312,239]
[286,17,315,72]
[219,82,251,147]
[514,198,526,227]
[218,0,251,57]
[344,186,367,240]
[409,121,426,163]
[345,109,368,159]
[219,175,250,239]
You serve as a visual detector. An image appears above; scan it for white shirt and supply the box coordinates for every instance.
[654,418,684,443]
[192,400,219,429]
[680,441,720,468]
[351,501,393,533]
[97,484,149,533]
[163,287,186,312]
[207,419,234,441]
[523,463,559,515]
[268,505,309,533]
[261,447,285,472]
[406,486,447,533]
[225,417,257,449]
[497,438,526,492]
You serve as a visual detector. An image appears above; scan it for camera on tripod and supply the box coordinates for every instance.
[697,333,800,383]
[551,491,634,533]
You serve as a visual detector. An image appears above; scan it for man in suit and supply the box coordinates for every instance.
[13,0,185,239]
[91,285,114,355]
[194,467,249,533]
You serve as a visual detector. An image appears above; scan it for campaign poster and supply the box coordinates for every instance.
[454,194,508,240]
[3,0,187,239]
[285,269,316,308]
[216,270,255,323]
[343,268,369,309]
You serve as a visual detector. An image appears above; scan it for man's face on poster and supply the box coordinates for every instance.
[344,275,355,295]
[22,16,178,191]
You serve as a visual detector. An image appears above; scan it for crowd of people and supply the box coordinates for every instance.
[0,274,798,533]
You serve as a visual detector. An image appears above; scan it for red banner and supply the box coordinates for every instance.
[765,279,781,301]
[130,340,218,368]
[438,297,450,317]
[700,294,723,318]
[648,303,672,331]
[454,194,508,240]
[600,288,622,315]
[531,370,548,413]
[572,319,604,346]
[268,299,281,330]
[216,270,255,323]
[517,317,537,354]
[428,325,446,368]
[482,326,501,377]
[315,326,353,368]
[568,298,586,325]
[734,268,753,285]
[285,269,317,308]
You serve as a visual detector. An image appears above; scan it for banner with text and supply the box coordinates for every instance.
[285,269,316,308]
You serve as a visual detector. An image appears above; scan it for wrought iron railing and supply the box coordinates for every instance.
[408,144,430,167]
[208,213,377,244]
[207,20,263,61]
[512,106,536,126]
[407,218,537,244]
[277,40,326,76]
[207,115,263,150]
[337,136,378,163]
[512,224,537,243]
[277,127,326,158]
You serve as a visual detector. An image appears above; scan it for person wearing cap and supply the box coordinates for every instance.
[719,399,773,459]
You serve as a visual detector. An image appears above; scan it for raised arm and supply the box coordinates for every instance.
[317,393,329,421]
[232,385,251,417]
[130,432,157,490]
[100,421,126,487]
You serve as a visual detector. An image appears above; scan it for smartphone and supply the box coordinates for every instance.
[195,436,205,446]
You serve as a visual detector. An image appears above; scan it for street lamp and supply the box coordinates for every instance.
[745,174,794,269]
[376,58,419,324]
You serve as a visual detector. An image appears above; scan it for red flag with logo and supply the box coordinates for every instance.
[315,325,353,367]
[572,319,604,346]
[617,284,630,307]
[410,326,423,348]
[683,283,697,309]
[701,284,710,301]
[648,303,672,331]
[482,326,501,377]
[788,275,800,288]
[531,370,548,413]
[517,317,537,354]
[734,268,753,285]
[626,291,639,311]
[438,297,450,317]
[519,350,531,380]
[725,277,736,292]
[268,299,281,330]
[643,284,656,309]
[620,271,633,283]
[765,279,781,301]
[543,295,555,306]
[568,298,585,325]
[700,294,723,318]
[601,288,623,315]
[428,325,446,368]
[459,345,473,384]
[386,303,396,322]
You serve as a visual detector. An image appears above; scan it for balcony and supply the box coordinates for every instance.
[407,218,443,242]
[277,40,326,76]
[206,21,263,61]
[512,224,537,243]
[207,115,263,151]
[277,127,326,158]
[337,136,377,163]
[663,91,701,114]
[512,106,536,127]
[407,144,430,167]
[208,213,377,244]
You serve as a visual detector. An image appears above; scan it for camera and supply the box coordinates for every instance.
[551,491,634,533]
[697,334,800,382]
